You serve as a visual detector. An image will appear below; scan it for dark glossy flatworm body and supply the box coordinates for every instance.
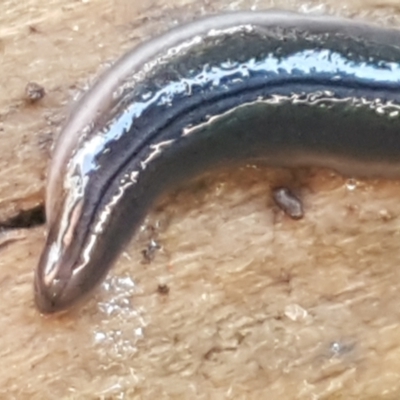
[35,11,400,313]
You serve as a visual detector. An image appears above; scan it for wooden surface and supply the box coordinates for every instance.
[2,0,400,398]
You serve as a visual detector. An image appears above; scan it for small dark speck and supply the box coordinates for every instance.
[272,187,304,220]
[157,283,170,295]
[28,25,41,34]
[25,82,46,102]
[38,130,54,152]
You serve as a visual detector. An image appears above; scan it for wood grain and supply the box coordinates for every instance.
[2,0,400,398]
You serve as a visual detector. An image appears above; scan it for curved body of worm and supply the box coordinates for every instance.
[35,11,400,313]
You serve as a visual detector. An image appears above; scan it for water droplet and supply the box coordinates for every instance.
[330,341,341,354]
[215,182,225,196]
[346,179,358,191]
[284,304,308,321]
[299,3,327,14]
[94,331,107,343]
[329,340,354,357]
[141,91,153,101]
[220,59,238,70]
[134,327,143,338]
[379,209,392,221]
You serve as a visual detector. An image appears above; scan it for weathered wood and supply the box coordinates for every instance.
[2,0,400,398]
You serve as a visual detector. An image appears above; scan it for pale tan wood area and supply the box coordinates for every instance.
[2,0,400,398]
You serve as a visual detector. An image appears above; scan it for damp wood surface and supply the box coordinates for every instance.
[2,0,400,399]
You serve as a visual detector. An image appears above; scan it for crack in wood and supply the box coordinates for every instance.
[0,204,45,229]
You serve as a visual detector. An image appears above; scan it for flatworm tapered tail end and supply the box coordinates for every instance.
[34,220,91,314]
[34,237,75,314]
